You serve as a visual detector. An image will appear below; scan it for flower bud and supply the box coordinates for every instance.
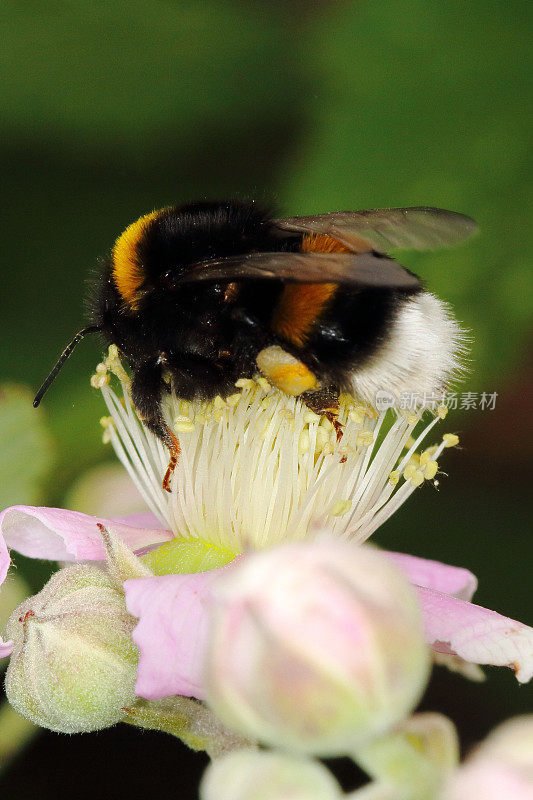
[442,716,533,800]
[200,749,342,800]
[205,540,430,756]
[5,565,138,733]
[1,574,29,662]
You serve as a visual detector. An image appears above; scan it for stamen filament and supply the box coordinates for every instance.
[93,348,459,554]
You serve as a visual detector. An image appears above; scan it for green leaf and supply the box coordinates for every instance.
[1,0,305,150]
[282,0,533,385]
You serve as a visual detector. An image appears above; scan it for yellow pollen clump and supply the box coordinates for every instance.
[174,419,195,433]
[104,345,130,383]
[226,393,241,407]
[443,433,460,447]
[409,469,425,487]
[257,377,271,392]
[403,463,418,481]
[99,415,113,444]
[349,410,365,425]
[356,431,374,448]
[407,453,420,469]
[315,428,330,453]
[338,393,354,407]
[331,500,351,517]
[280,409,295,422]
[90,373,110,389]
[407,414,419,426]
[298,430,310,454]
[235,378,255,390]
[213,396,228,412]
[388,470,400,486]
[423,460,439,480]
[437,404,449,419]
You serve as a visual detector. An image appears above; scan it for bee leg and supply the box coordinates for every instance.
[131,359,181,493]
[302,385,344,442]
[142,418,181,494]
[161,428,181,493]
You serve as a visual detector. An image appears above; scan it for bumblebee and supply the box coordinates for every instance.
[34,200,476,490]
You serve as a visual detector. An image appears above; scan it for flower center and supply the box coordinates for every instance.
[93,346,459,559]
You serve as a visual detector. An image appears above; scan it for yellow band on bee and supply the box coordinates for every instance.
[112,209,164,306]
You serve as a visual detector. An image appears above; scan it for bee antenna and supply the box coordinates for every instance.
[33,325,101,408]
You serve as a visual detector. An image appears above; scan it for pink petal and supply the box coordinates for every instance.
[386,551,477,601]
[416,586,533,682]
[124,568,227,700]
[0,506,172,563]
[111,512,164,529]
[0,636,13,659]
[0,532,9,586]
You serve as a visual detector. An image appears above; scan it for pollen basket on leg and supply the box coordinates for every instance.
[112,210,161,307]
[93,347,459,555]
[256,346,318,395]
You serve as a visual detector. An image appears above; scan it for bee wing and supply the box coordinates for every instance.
[275,207,478,253]
[179,251,421,290]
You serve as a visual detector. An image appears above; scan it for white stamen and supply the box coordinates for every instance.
[94,349,457,554]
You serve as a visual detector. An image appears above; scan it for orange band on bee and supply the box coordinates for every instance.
[271,233,352,346]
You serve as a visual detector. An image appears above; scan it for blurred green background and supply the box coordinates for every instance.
[1,0,532,796]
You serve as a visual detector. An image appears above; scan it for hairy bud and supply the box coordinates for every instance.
[200,749,342,800]
[205,540,430,755]
[5,565,138,733]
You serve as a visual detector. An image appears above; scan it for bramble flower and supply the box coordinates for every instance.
[0,347,532,727]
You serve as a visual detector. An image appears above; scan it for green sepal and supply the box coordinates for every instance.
[123,698,252,758]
